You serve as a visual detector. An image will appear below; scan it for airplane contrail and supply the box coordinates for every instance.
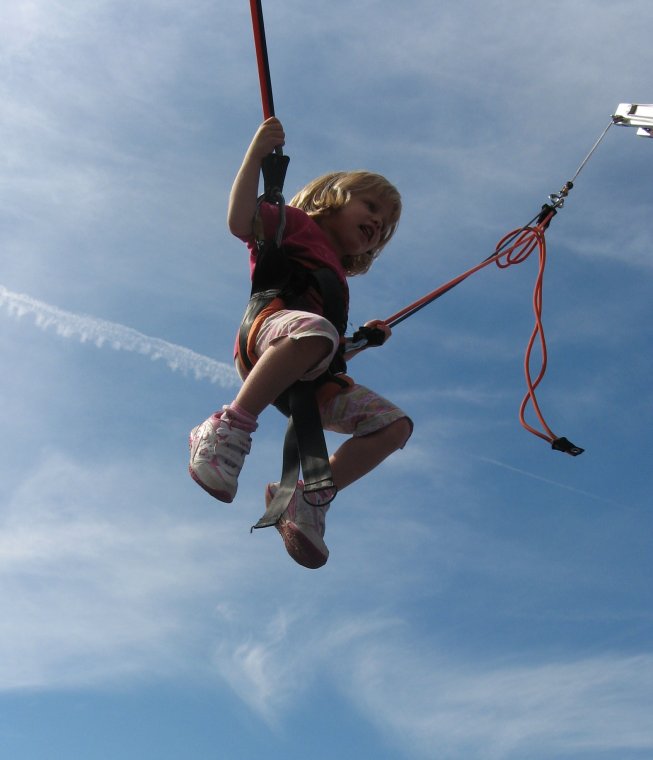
[477,456,626,508]
[0,284,240,387]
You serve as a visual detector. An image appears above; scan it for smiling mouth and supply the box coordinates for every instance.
[360,225,374,243]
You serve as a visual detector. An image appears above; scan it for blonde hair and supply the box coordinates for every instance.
[289,171,401,275]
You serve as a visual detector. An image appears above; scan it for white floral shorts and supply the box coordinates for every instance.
[237,308,412,442]
[244,308,339,381]
[319,383,412,442]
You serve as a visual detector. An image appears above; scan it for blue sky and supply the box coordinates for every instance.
[1,1,652,758]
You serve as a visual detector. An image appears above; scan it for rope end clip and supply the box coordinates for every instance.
[536,203,557,230]
[551,436,584,456]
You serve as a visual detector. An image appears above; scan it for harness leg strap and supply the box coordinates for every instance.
[288,381,337,505]
[251,381,337,530]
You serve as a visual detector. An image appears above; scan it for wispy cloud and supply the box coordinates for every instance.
[3,450,652,760]
[0,284,239,386]
[212,603,402,725]
[207,597,653,760]
[345,643,653,760]
[0,450,257,691]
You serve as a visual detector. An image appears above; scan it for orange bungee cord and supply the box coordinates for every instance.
[377,202,584,456]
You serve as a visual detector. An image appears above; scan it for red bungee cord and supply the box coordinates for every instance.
[249,0,275,120]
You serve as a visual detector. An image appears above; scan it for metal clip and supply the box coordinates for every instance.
[548,181,574,209]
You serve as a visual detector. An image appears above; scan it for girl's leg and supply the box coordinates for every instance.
[269,410,411,569]
[189,320,337,504]
[234,334,333,416]
[329,417,413,490]
[268,383,412,569]
[318,383,413,492]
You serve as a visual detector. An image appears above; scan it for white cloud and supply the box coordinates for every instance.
[204,587,653,760]
[0,284,239,386]
[2,444,651,759]
[344,645,653,759]
[211,602,404,726]
[0,451,233,690]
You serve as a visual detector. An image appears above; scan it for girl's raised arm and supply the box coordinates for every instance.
[227,118,285,238]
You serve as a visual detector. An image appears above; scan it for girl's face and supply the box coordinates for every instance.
[318,193,394,261]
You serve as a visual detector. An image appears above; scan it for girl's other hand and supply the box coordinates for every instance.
[364,319,392,343]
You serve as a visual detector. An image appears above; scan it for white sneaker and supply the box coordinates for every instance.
[189,411,252,503]
[265,481,329,569]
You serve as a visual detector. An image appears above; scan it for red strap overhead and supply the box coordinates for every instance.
[249,0,275,119]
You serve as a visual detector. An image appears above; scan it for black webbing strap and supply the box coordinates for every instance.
[261,153,290,205]
[251,381,337,530]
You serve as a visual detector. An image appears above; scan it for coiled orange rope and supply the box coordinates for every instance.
[493,219,556,445]
[384,209,582,454]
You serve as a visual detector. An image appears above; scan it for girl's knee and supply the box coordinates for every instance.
[384,416,413,451]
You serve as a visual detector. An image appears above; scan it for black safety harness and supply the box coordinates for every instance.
[243,154,352,530]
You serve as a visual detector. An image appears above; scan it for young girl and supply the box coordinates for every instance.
[189,117,412,569]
